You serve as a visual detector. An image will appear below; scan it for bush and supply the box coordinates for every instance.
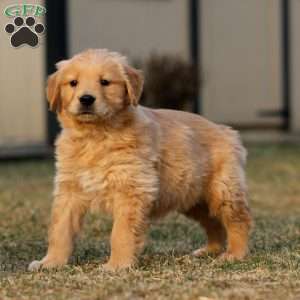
[135,54,199,111]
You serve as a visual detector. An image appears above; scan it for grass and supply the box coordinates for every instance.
[0,144,300,300]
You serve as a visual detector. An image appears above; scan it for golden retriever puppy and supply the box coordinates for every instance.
[29,49,252,272]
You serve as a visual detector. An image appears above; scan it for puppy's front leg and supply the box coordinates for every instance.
[29,183,88,271]
[103,195,153,271]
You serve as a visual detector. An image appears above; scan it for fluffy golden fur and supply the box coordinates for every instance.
[29,49,252,272]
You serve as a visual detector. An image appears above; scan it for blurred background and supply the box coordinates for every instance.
[1,3,300,298]
[0,0,300,158]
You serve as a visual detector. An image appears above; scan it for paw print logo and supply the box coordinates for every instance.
[5,16,45,48]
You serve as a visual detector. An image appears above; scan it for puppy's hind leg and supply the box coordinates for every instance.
[207,168,253,261]
[184,202,226,257]
[218,195,252,261]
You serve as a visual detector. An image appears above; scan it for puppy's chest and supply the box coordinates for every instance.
[77,166,106,193]
[72,158,117,212]
[59,140,138,210]
[56,132,157,213]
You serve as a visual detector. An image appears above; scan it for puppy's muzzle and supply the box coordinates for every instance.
[79,94,96,107]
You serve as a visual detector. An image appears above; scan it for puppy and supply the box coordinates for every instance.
[29,49,252,271]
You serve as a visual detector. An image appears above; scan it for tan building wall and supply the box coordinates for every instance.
[291,0,300,132]
[200,0,283,127]
[0,0,46,148]
[1,0,299,151]
[70,0,288,129]
[68,0,189,60]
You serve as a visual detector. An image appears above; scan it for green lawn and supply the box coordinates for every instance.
[0,144,299,300]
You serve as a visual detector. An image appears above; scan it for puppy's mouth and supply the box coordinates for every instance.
[76,109,98,121]
[80,111,94,115]
[78,106,96,115]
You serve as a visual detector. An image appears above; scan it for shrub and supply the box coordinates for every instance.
[135,54,199,111]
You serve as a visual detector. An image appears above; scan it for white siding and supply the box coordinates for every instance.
[291,0,300,132]
[0,0,46,147]
[200,0,282,127]
[68,0,189,60]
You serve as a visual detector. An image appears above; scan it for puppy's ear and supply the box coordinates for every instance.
[46,59,70,112]
[123,65,144,106]
[46,71,61,112]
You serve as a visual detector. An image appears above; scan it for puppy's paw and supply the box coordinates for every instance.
[192,245,222,257]
[28,260,43,271]
[102,260,134,272]
[217,251,246,262]
[28,257,67,271]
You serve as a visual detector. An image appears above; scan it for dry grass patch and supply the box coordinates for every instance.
[0,144,300,299]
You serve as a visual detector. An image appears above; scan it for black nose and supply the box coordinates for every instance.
[79,94,96,106]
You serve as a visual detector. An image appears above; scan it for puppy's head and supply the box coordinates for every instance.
[47,49,144,123]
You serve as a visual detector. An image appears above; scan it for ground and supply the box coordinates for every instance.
[0,144,299,300]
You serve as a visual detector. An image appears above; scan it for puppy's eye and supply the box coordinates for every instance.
[70,80,78,87]
[100,79,110,86]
